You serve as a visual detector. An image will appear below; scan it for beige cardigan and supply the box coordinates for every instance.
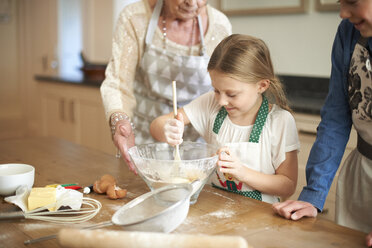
[100,0,232,121]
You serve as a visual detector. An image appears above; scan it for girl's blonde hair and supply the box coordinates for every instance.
[208,34,291,112]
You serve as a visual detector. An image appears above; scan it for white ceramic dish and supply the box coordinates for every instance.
[0,163,35,196]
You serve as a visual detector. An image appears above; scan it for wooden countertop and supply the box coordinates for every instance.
[0,137,366,248]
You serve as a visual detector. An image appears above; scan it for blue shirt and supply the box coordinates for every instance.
[298,19,372,211]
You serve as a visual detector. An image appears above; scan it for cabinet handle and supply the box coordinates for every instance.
[60,98,65,121]
[70,101,75,123]
[298,129,317,136]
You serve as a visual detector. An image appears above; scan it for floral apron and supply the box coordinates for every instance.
[132,0,212,144]
[210,97,279,203]
[336,36,372,233]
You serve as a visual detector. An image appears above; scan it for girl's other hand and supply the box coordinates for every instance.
[164,113,184,146]
[217,147,246,181]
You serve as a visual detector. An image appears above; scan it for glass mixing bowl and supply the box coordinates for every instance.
[128,142,218,204]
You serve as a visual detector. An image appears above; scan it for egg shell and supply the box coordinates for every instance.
[93,180,102,194]
[100,174,116,184]
[106,185,117,199]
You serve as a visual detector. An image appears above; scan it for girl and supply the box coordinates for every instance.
[150,34,300,203]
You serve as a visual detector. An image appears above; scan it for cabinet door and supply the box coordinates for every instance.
[74,93,116,155]
[40,82,116,155]
[41,93,76,142]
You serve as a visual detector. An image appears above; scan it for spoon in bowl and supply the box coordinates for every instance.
[172,80,181,161]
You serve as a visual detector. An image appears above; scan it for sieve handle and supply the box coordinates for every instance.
[0,211,25,220]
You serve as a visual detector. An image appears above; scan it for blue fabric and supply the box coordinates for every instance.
[298,19,372,211]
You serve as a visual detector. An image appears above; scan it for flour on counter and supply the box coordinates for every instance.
[206,209,236,219]
[0,233,10,241]
[203,188,235,202]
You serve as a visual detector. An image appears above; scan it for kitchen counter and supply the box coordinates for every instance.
[0,137,366,248]
[35,71,103,88]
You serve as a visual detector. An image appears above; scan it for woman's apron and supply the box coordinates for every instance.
[336,36,372,233]
[132,0,212,144]
[210,97,279,204]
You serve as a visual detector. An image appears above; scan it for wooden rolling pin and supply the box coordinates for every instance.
[58,229,252,248]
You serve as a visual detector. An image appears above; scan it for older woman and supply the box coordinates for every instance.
[100,0,231,172]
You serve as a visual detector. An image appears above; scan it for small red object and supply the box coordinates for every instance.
[64,186,82,190]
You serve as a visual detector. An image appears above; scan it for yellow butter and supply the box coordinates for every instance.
[28,187,57,211]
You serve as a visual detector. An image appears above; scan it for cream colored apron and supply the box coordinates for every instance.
[132,0,212,144]
[210,97,279,204]
[336,37,372,233]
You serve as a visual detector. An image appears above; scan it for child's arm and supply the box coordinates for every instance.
[218,148,298,198]
[150,108,190,144]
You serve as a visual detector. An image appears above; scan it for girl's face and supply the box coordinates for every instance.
[339,0,372,37]
[210,70,267,124]
[164,0,207,20]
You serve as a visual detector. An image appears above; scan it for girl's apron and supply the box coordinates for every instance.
[336,36,372,233]
[210,97,279,203]
[132,0,212,144]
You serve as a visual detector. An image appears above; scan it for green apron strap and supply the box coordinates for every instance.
[212,96,269,143]
[213,107,228,134]
[249,96,269,143]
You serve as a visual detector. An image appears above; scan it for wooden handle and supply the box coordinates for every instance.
[58,229,251,248]
[172,80,177,117]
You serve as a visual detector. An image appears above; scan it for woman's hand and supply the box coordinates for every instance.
[272,200,318,220]
[113,119,136,174]
[217,147,247,182]
[164,113,184,146]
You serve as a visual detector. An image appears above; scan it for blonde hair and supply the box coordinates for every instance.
[208,34,291,113]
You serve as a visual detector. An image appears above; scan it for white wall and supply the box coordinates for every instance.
[211,1,342,77]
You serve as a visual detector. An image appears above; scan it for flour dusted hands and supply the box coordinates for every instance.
[164,113,184,146]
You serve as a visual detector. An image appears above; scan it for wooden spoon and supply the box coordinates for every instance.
[172,80,181,161]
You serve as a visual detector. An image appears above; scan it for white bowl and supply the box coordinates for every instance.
[0,163,35,196]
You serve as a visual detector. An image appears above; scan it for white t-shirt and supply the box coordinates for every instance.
[183,91,300,203]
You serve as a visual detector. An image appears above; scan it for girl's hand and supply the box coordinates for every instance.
[217,147,247,182]
[164,113,184,146]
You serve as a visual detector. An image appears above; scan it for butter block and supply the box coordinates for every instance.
[28,187,56,211]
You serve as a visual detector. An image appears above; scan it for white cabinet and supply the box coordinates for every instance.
[39,81,116,155]
[291,113,356,222]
